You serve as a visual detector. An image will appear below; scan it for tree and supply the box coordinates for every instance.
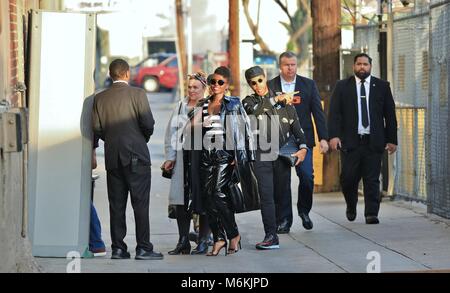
[275,0,312,63]
[242,0,275,55]
[341,0,378,26]
[242,0,312,65]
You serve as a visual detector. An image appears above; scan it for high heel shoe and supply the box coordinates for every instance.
[206,240,228,256]
[168,236,191,255]
[228,235,242,254]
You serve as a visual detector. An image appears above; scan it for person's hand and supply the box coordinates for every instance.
[385,143,397,155]
[275,94,293,105]
[319,139,329,154]
[329,138,342,152]
[163,160,175,171]
[292,149,307,167]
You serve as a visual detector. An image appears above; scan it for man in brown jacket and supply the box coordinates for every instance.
[92,59,163,260]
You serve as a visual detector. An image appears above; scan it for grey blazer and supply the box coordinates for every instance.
[92,82,155,171]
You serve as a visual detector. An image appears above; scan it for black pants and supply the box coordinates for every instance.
[200,150,239,242]
[340,144,383,217]
[272,158,294,227]
[254,159,286,236]
[106,162,153,252]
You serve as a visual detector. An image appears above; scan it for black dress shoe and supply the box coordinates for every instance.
[135,248,164,260]
[299,213,313,230]
[276,220,291,234]
[346,207,357,222]
[111,249,131,260]
[365,216,380,225]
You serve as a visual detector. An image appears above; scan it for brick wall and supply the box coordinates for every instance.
[9,0,19,106]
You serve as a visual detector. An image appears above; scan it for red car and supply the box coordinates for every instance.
[131,53,179,92]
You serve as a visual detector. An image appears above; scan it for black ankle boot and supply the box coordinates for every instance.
[168,236,191,255]
[191,239,208,255]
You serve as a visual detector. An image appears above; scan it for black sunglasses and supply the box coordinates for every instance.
[250,79,264,86]
[210,79,225,86]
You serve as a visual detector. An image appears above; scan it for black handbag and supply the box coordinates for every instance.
[229,164,260,214]
[229,182,246,214]
[278,135,300,167]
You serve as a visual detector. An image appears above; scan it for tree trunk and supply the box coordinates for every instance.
[229,0,240,96]
[311,0,341,192]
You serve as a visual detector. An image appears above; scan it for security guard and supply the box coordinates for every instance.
[243,66,308,250]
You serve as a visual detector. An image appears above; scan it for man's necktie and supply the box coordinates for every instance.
[360,80,369,128]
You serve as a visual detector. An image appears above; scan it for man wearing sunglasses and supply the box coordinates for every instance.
[243,66,308,250]
[268,51,329,233]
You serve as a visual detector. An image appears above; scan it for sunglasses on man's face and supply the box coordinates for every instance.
[210,79,226,86]
[250,79,264,86]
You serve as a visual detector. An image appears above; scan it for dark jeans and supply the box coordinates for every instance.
[106,162,153,252]
[90,180,105,251]
[89,202,106,250]
[200,150,239,242]
[340,144,383,217]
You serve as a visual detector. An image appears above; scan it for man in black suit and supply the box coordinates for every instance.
[328,53,398,224]
[92,59,163,260]
[268,52,329,233]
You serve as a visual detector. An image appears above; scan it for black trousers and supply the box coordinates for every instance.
[200,150,239,242]
[340,143,383,217]
[272,158,294,227]
[106,162,153,252]
[254,159,285,236]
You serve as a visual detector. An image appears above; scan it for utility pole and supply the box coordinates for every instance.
[176,0,187,97]
[377,0,395,196]
[229,0,240,96]
[311,0,341,192]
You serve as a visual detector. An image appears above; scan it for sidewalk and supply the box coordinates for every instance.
[36,95,450,273]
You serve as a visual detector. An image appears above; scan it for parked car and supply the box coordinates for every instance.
[130,53,179,92]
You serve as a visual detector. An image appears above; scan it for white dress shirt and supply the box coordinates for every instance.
[113,80,129,85]
[280,75,297,94]
[355,75,371,135]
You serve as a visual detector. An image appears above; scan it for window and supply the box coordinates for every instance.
[167,58,178,68]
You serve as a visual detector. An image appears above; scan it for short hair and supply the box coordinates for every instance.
[109,59,130,80]
[213,66,232,83]
[354,53,373,65]
[245,66,265,81]
[279,51,297,64]
[207,74,214,84]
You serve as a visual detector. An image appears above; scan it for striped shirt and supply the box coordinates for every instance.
[202,101,226,150]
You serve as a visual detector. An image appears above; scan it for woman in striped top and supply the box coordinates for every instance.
[200,67,247,256]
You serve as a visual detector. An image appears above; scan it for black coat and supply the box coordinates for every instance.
[92,83,155,170]
[327,76,398,153]
[242,92,307,151]
[268,75,328,148]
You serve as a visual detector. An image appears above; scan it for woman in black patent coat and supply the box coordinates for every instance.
[196,67,259,256]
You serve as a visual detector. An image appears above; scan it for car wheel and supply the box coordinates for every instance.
[143,76,160,92]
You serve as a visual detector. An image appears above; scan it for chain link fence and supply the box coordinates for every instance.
[353,1,450,218]
[428,0,450,218]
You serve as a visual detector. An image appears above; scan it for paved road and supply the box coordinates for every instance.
[36,92,450,273]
